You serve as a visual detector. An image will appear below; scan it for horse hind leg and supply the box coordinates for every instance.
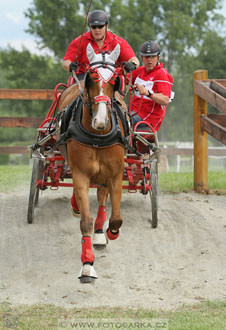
[93,186,108,250]
[71,191,80,217]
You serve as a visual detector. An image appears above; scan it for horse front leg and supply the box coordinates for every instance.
[93,186,109,250]
[71,173,97,283]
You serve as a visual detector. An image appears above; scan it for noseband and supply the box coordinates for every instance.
[94,95,111,105]
[84,84,112,116]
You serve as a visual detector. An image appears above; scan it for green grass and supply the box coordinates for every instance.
[159,171,226,194]
[0,300,226,329]
[0,165,32,193]
[1,165,226,194]
[159,172,193,193]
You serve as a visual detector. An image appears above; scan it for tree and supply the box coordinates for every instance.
[157,0,224,72]
[2,0,225,143]
[160,28,226,142]
[0,47,70,142]
[196,30,226,79]
[25,0,114,59]
[0,47,68,91]
[25,0,224,71]
[109,0,160,52]
[25,0,81,59]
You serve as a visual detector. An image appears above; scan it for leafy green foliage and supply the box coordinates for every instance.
[25,0,82,58]
[158,0,223,71]
[109,0,160,54]
[24,0,115,59]
[0,47,68,90]
[24,0,225,71]
[197,31,226,79]
[0,47,69,117]
[0,47,70,142]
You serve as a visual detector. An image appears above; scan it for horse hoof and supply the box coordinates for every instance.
[71,208,80,218]
[93,232,108,250]
[78,264,97,283]
[80,276,95,284]
[106,228,120,240]
[93,245,106,251]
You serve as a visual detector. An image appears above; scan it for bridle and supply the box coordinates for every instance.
[83,58,120,117]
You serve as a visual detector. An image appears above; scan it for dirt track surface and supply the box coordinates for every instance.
[1,188,226,310]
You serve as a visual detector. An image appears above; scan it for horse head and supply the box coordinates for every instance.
[84,43,121,131]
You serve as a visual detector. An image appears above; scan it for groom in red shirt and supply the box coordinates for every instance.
[130,40,174,131]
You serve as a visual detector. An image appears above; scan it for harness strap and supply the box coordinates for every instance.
[94,95,111,105]
[90,61,116,68]
[73,72,83,94]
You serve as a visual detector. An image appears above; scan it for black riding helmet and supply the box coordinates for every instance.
[88,10,108,26]
[140,40,161,56]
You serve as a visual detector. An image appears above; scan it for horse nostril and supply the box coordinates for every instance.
[93,118,104,130]
[97,122,106,129]
[92,114,109,130]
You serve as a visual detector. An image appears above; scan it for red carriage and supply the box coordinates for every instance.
[27,44,160,282]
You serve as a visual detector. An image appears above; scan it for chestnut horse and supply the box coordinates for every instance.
[58,43,127,283]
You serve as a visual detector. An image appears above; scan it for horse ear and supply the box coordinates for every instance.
[109,44,120,63]
[86,43,96,63]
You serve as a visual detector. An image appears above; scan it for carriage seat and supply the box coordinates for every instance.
[133,121,156,143]
[132,121,157,154]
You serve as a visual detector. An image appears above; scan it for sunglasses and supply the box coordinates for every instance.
[143,55,158,59]
[91,25,105,30]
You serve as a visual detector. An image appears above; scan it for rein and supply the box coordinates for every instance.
[74,0,93,63]
[72,0,93,92]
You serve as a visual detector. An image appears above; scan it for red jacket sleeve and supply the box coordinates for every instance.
[113,35,136,64]
[63,36,81,62]
[155,69,173,97]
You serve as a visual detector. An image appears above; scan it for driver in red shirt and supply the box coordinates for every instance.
[63,10,139,78]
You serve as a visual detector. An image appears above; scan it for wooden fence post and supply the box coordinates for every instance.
[193,70,208,192]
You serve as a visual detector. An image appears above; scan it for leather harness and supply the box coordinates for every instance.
[60,95,130,149]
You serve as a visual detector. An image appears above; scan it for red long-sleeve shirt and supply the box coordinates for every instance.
[63,31,135,74]
[131,63,173,131]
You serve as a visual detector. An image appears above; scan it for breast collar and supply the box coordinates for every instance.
[67,97,126,148]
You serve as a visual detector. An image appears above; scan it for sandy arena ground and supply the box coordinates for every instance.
[1,187,226,310]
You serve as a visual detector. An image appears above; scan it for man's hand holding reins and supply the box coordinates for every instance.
[69,62,78,72]
[123,61,137,73]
